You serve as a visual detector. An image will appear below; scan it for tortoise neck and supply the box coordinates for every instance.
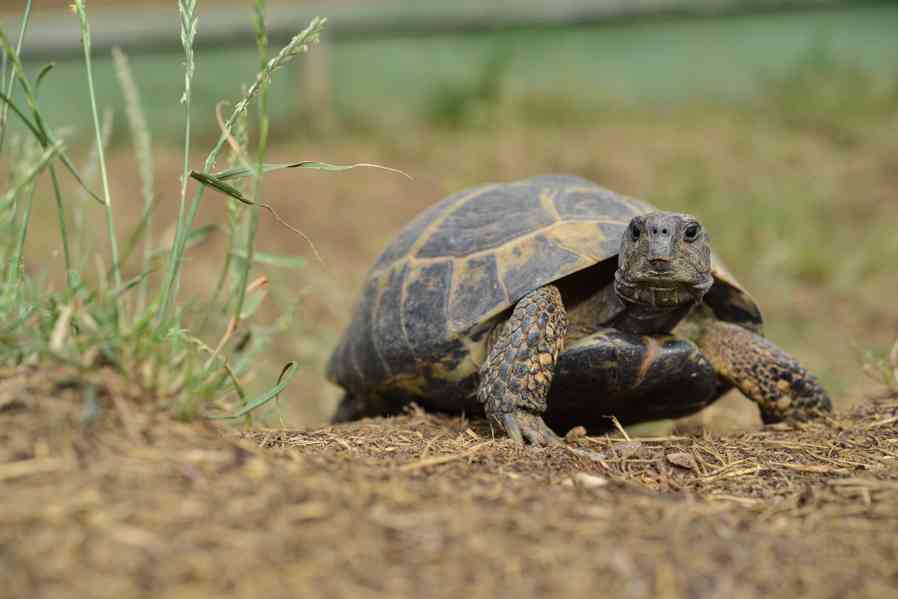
[611,270,701,335]
[612,302,693,335]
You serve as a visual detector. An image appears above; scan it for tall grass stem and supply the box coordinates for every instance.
[0,0,31,152]
[156,0,198,328]
[6,181,36,291]
[158,16,325,330]
[231,0,270,325]
[73,1,122,293]
[112,47,155,313]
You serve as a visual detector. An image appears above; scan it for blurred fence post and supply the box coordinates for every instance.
[299,34,335,132]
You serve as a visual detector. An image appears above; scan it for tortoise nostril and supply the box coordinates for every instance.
[651,227,658,235]
[661,228,668,235]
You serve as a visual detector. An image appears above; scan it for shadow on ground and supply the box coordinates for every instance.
[2,367,897,598]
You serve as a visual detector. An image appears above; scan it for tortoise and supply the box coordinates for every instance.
[326,175,831,445]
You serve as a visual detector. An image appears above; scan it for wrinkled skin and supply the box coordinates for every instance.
[615,213,712,311]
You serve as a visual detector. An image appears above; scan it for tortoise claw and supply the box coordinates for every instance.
[501,413,524,445]
[500,411,560,447]
[522,412,563,447]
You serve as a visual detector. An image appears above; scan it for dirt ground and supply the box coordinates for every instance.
[3,366,897,599]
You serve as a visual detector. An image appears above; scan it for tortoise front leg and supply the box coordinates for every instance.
[694,320,832,423]
[478,285,567,446]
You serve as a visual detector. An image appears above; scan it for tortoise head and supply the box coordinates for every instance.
[614,212,714,309]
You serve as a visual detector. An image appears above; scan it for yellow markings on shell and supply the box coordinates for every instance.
[488,221,607,282]
[539,188,563,221]
[446,255,506,335]
[369,270,394,376]
[384,338,482,394]
[395,265,417,361]
[544,221,611,262]
[401,185,497,268]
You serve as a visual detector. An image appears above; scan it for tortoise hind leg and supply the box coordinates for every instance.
[693,320,831,423]
[331,391,403,423]
[478,285,567,446]
[331,392,366,423]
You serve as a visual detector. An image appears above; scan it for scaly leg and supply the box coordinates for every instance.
[478,285,567,445]
[694,320,832,423]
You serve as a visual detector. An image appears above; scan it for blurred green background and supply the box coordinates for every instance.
[5,1,897,138]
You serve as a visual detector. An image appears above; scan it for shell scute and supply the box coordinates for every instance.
[371,184,492,275]
[499,233,583,305]
[373,263,414,375]
[402,260,453,358]
[448,253,506,334]
[347,276,389,388]
[416,185,556,259]
[554,186,644,222]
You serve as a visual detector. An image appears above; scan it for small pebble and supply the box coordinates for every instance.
[565,426,587,442]
[574,472,607,489]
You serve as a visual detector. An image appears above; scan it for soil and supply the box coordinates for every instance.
[3,366,897,599]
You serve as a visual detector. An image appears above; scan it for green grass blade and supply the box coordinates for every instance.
[112,47,155,314]
[110,271,152,299]
[28,58,75,292]
[213,161,412,180]
[229,0,270,336]
[157,16,326,329]
[230,250,305,270]
[73,1,122,294]
[34,63,54,94]
[0,140,62,204]
[0,0,32,152]
[0,30,47,139]
[115,195,160,271]
[208,361,298,420]
[155,0,200,328]
[57,151,104,205]
[189,171,250,203]
[150,224,220,260]
[0,29,101,205]
[0,89,45,144]
[193,159,412,202]
[5,180,36,290]
[238,284,266,320]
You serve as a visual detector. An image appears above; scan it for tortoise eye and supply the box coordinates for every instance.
[684,223,701,242]
[630,223,641,241]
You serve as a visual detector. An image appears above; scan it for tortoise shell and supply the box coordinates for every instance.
[326,175,762,405]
